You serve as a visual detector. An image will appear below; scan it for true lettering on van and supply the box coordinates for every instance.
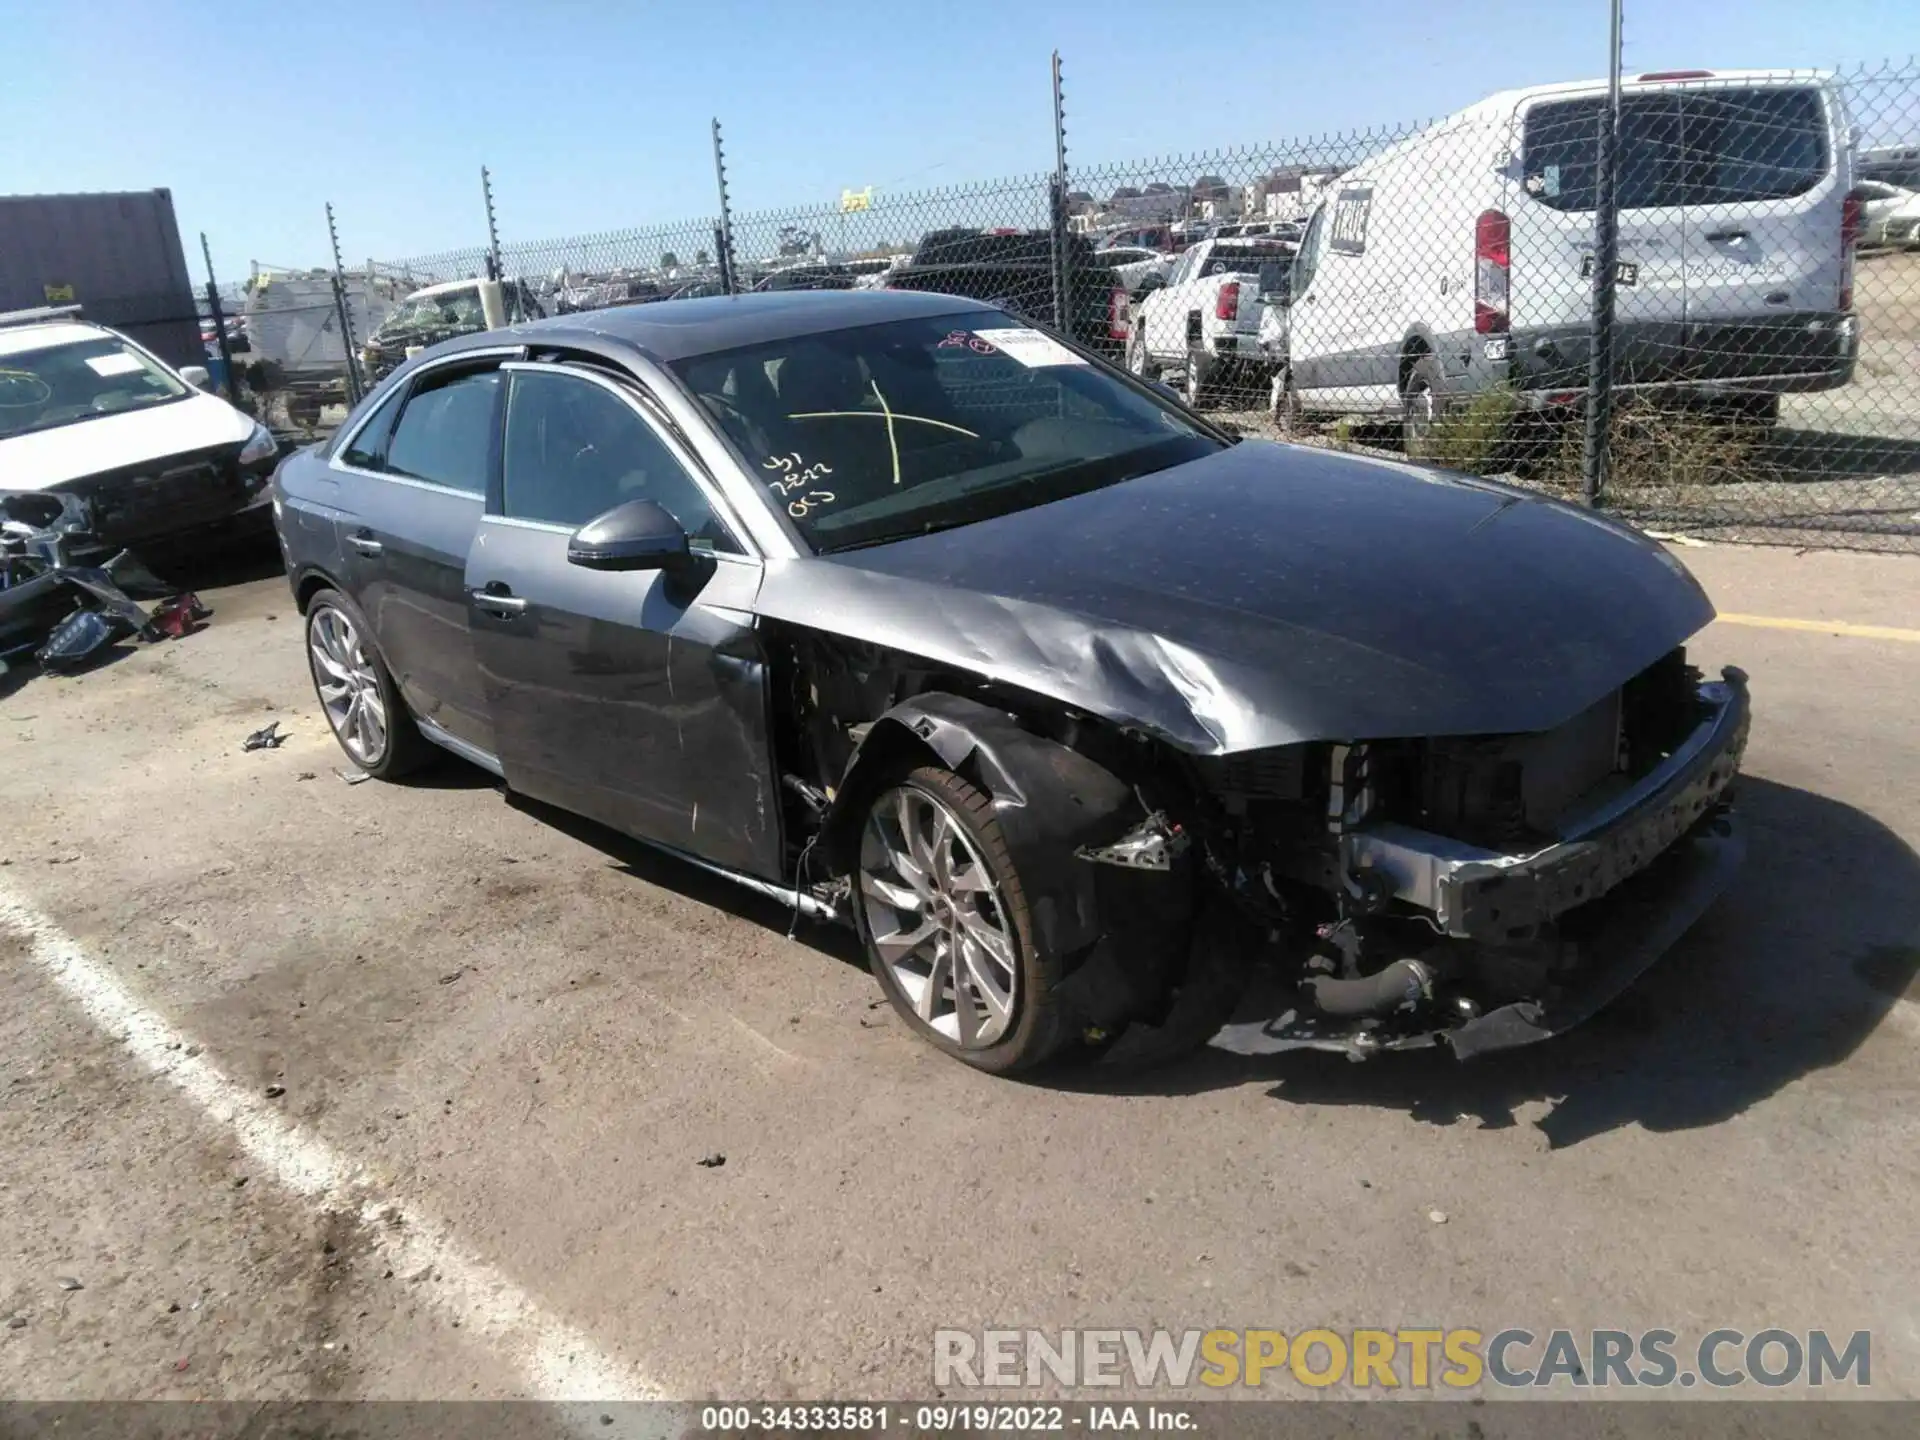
[1329,187,1373,256]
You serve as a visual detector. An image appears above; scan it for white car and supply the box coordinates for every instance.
[0,309,277,551]
[1123,238,1293,407]
[1856,180,1920,248]
[1279,68,1861,442]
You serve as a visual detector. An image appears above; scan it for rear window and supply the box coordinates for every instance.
[1199,247,1290,294]
[1523,86,1829,211]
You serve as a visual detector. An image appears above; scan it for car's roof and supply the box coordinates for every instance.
[0,321,110,358]
[458,288,996,365]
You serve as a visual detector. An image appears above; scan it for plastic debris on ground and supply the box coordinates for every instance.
[242,721,285,752]
[2,488,215,680]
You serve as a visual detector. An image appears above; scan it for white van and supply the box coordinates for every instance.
[1277,69,1861,441]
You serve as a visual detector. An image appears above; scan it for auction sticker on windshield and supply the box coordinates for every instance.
[971,328,1086,367]
[85,353,146,377]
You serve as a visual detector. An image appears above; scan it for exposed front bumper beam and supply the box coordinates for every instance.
[1343,669,1750,939]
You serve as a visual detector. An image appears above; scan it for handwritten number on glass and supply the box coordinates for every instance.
[763,451,834,497]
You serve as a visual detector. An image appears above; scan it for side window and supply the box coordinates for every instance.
[383,370,501,494]
[337,385,404,469]
[502,369,739,553]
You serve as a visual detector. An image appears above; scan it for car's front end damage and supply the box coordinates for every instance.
[770,625,1746,1068]
[1190,656,1749,1060]
[745,439,1752,1069]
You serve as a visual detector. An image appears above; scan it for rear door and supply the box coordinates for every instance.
[334,361,504,753]
[1510,90,1691,386]
[1677,82,1847,379]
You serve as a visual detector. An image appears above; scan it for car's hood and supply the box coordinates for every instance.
[1,393,254,491]
[751,440,1714,754]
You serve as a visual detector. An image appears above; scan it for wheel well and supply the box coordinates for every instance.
[293,570,339,614]
[1398,336,1431,394]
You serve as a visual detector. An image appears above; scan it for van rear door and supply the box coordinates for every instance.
[1677,82,1848,381]
[1510,90,1691,388]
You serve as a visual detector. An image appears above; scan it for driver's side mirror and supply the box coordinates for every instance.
[179,364,211,389]
[567,498,691,572]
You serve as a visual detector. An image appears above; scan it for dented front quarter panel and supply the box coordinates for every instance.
[749,441,1715,756]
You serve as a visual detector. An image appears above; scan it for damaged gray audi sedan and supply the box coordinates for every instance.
[272,290,1747,1073]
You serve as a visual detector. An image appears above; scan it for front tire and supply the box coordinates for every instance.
[303,587,430,779]
[855,765,1068,1074]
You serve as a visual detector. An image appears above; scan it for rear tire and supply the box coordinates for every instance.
[1184,350,1216,410]
[1125,324,1158,383]
[303,587,431,780]
[1401,353,1445,458]
[855,764,1069,1074]
[1270,367,1303,437]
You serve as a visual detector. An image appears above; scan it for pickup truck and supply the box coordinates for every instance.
[882,230,1129,359]
[1124,238,1293,408]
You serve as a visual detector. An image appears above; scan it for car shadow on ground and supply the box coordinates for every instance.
[1103,775,1919,1148]
[497,788,868,970]
[1758,428,1920,481]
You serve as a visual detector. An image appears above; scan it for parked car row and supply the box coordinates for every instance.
[357,66,1874,443]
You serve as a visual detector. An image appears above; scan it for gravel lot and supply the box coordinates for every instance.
[1,539,1917,1404]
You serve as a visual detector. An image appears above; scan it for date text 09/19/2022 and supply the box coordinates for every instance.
[698,1404,1196,1432]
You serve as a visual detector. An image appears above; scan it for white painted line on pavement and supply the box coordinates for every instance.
[0,880,668,1411]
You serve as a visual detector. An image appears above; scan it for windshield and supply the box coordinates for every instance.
[379,288,487,338]
[0,334,189,441]
[672,311,1221,552]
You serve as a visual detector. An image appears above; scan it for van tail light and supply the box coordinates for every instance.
[1109,285,1130,340]
[1840,190,1862,311]
[1474,209,1511,334]
[1637,69,1714,82]
[1215,280,1242,321]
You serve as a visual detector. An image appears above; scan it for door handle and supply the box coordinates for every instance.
[471,587,527,615]
[347,532,383,556]
[1704,228,1750,243]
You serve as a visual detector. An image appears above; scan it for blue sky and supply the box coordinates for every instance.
[5,0,1915,281]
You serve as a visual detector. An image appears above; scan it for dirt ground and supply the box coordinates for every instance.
[1,539,1917,1405]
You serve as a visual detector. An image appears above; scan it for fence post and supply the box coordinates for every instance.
[712,118,739,296]
[326,203,365,406]
[482,166,503,282]
[197,233,240,405]
[1581,0,1624,506]
[1050,50,1071,333]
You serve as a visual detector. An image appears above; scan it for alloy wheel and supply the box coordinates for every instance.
[859,785,1017,1049]
[308,604,388,766]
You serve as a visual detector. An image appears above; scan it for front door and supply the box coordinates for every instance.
[465,362,783,879]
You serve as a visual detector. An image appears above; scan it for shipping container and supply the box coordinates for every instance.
[0,189,201,368]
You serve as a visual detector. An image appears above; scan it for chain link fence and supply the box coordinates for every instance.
[341,56,1919,551]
